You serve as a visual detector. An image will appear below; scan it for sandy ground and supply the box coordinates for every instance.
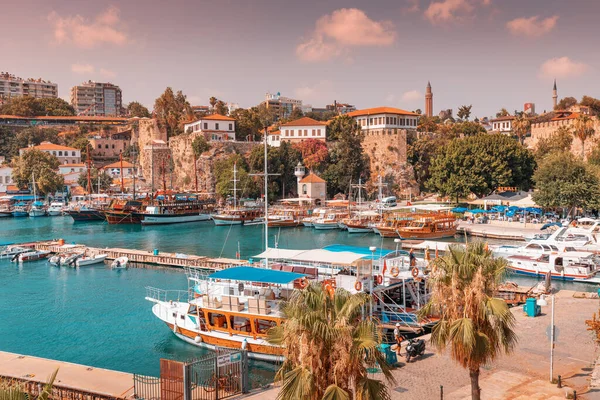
[243,290,600,400]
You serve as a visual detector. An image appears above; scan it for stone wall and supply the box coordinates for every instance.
[527,117,600,157]
[361,128,419,196]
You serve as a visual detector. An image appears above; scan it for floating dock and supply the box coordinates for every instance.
[456,221,542,241]
[27,240,246,270]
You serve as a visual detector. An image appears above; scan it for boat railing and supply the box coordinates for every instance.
[145,286,192,303]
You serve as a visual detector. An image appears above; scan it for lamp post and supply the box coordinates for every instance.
[369,245,376,319]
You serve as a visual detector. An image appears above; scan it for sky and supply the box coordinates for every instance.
[2,0,599,118]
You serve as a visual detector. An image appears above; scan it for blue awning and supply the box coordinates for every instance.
[10,195,36,201]
[322,244,394,260]
[208,266,305,284]
[451,207,468,213]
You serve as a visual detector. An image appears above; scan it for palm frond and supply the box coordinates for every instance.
[38,368,58,400]
[322,384,350,400]
[277,366,314,400]
[355,376,392,400]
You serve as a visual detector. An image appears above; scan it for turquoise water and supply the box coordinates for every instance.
[0,216,595,378]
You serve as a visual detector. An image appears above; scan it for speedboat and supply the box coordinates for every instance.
[15,250,51,263]
[111,256,128,269]
[75,254,108,267]
[491,242,564,258]
[47,203,64,216]
[505,251,600,281]
[1,246,32,260]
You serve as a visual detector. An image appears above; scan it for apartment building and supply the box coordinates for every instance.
[347,107,420,132]
[19,142,81,164]
[70,81,123,117]
[0,72,58,103]
[261,92,303,119]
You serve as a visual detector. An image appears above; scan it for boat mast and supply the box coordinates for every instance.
[162,157,167,195]
[86,144,92,203]
[32,171,36,201]
[264,128,268,267]
[232,162,238,209]
[151,142,154,205]
[120,151,125,194]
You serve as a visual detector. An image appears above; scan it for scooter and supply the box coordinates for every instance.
[405,338,425,363]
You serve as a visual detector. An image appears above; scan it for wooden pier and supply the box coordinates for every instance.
[30,240,246,270]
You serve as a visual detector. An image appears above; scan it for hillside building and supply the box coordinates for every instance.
[0,72,58,103]
[269,117,327,147]
[261,92,302,119]
[183,114,236,141]
[490,116,515,134]
[70,81,123,117]
[19,142,81,164]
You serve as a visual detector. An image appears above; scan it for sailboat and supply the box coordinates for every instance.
[211,163,262,225]
[28,172,46,217]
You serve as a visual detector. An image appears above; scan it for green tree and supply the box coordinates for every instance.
[573,114,596,158]
[407,133,454,191]
[230,108,259,141]
[532,151,600,212]
[457,105,472,121]
[293,138,329,172]
[495,108,509,118]
[11,149,64,195]
[451,121,486,137]
[268,284,395,400]
[556,96,578,111]
[304,110,337,122]
[68,137,91,162]
[209,96,218,111]
[323,116,370,196]
[420,242,517,400]
[414,108,423,115]
[126,101,151,118]
[512,115,531,144]
[77,168,113,193]
[289,107,304,120]
[7,128,60,160]
[248,141,302,200]
[37,98,76,116]
[535,126,573,160]
[192,135,211,155]
[427,134,535,201]
[580,95,600,115]
[215,100,228,116]
[214,154,260,200]
[153,87,193,137]
[417,115,441,133]
[0,96,43,116]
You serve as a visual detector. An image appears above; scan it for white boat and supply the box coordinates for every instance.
[312,213,341,230]
[491,242,563,258]
[505,251,600,281]
[75,254,108,267]
[1,246,32,260]
[529,226,600,252]
[16,250,51,263]
[47,203,64,216]
[29,202,46,217]
[111,256,128,269]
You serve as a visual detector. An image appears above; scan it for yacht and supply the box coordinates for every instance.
[505,251,600,281]
[47,202,64,216]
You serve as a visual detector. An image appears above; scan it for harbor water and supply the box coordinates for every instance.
[0,216,596,377]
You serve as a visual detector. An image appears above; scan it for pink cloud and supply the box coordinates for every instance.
[403,0,421,14]
[297,8,395,62]
[506,15,558,38]
[71,63,95,74]
[48,6,128,48]
[402,90,422,102]
[424,0,490,25]
[539,57,589,79]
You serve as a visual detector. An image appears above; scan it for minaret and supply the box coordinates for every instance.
[552,79,558,110]
[425,81,433,117]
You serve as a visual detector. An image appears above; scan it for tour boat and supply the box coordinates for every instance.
[11,203,29,218]
[105,200,146,224]
[211,209,263,226]
[492,242,563,258]
[343,212,381,234]
[373,215,415,238]
[47,202,64,216]
[312,212,348,230]
[146,266,308,362]
[137,196,214,226]
[397,214,457,240]
[111,256,128,269]
[505,251,600,281]
[0,204,12,218]
[15,250,51,263]
[66,205,106,222]
[75,254,108,267]
[267,209,306,228]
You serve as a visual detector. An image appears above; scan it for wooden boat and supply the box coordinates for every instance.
[136,196,215,226]
[111,256,128,269]
[373,215,415,238]
[105,200,146,224]
[397,214,457,240]
[146,266,308,362]
[343,212,381,234]
[211,208,263,226]
[267,209,307,228]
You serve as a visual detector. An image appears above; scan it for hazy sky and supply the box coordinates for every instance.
[2,0,598,118]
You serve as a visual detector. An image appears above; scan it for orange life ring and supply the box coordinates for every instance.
[411,267,419,278]
[354,281,362,291]
[376,275,383,285]
[391,267,400,278]
[298,277,308,289]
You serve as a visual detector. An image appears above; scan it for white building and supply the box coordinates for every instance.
[70,81,123,116]
[0,165,13,193]
[490,116,515,134]
[59,163,87,187]
[19,142,81,164]
[184,114,236,142]
[274,117,327,147]
[298,172,327,203]
[347,107,419,132]
[102,160,135,178]
[0,72,58,103]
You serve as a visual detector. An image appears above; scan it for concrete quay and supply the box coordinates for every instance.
[0,351,134,398]
[457,220,544,241]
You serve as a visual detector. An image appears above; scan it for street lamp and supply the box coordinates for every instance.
[369,246,376,319]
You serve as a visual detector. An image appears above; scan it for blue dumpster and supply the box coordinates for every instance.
[378,343,398,366]
[523,297,540,317]
[153,249,159,256]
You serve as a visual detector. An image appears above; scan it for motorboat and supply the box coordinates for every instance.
[75,254,108,267]
[312,212,348,230]
[528,227,599,252]
[211,208,263,226]
[491,242,564,258]
[111,256,128,269]
[1,246,32,260]
[15,250,51,263]
[66,205,106,222]
[29,201,47,217]
[47,202,64,216]
[505,251,600,281]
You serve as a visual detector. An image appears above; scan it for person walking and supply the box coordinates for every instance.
[394,323,404,355]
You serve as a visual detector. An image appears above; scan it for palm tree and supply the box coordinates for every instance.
[209,96,218,113]
[268,283,395,400]
[420,242,517,400]
[0,368,57,399]
[512,116,530,145]
[573,114,596,158]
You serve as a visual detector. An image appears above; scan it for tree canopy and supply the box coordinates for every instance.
[0,97,75,117]
[556,96,577,111]
[532,151,600,211]
[457,105,472,121]
[153,87,194,137]
[126,101,151,118]
[534,126,572,161]
[214,154,260,200]
[11,149,64,195]
[248,141,302,200]
[294,139,328,172]
[427,134,535,200]
[77,168,113,193]
[191,135,211,156]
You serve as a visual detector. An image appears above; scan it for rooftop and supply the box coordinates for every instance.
[102,161,134,169]
[346,107,419,117]
[281,117,328,127]
[299,172,326,184]
[200,114,236,122]
[490,115,516,122]
[21,142,79,152]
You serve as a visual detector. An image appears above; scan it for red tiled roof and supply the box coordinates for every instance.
[21,142,78,152]
[281,117,328,127]
[299,173,326,184]
[346,107,419,117]
[551,111,580,121]
[490,116,516,122]
[102,161,134,169]
[202,114,236,121]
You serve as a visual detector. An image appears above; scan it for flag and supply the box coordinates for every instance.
[382,259,387,275]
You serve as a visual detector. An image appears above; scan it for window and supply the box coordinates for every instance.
[204,123,208,129]
[215,123,219,130]
[369,118,373,125]
[304,130,308,136]
[58,151,63,156]
[105,144,109,149]
[386,116,389,124]
[72,151,76,156]
[97,145,101,149]
[70,168,74,173]
[312,129,315,136]
[317,129,321,136]
[53,151,57,156]
[112,144,115,149]
[302,184,307,194]
[229,123,233,130]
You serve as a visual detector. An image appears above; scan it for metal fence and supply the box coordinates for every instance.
[133,347,249,400]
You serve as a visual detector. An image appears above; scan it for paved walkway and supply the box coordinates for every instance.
[0,351,134,398]
[457,221,543,241]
